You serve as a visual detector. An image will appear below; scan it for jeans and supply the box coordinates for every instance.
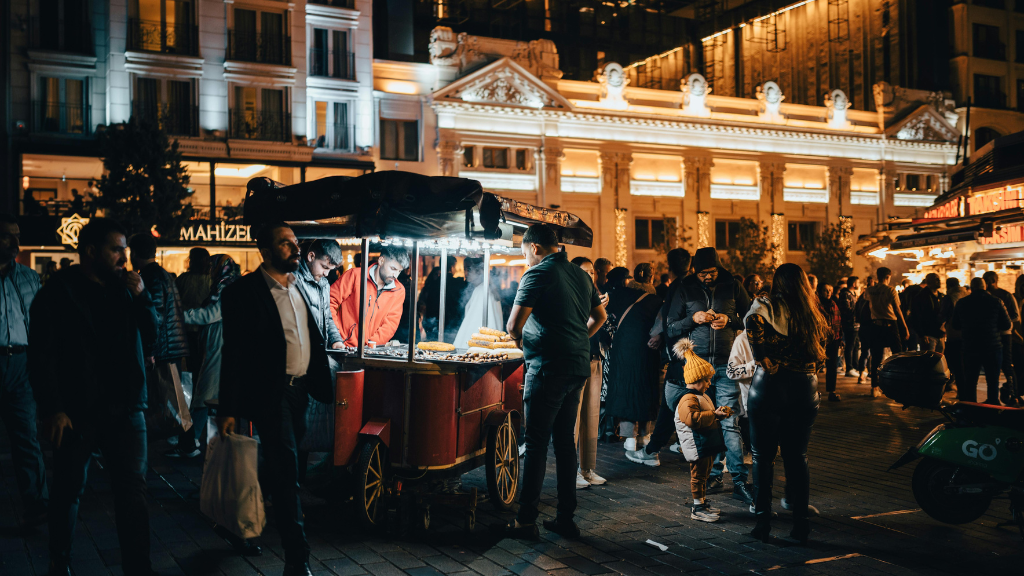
[748,368,819,519]
[253,382,311,565]
[824,340,840,392]
[517,369,586,526]
[842,328,858,373]
[0,352,48,512]
[645,380,688,454]
[575,359,602,471]
[962,346,1003,403]
[50,411,150,573]
[710,366,749,484]
[870,321,903,388]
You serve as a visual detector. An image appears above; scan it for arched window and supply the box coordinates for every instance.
[974,127,1002,151]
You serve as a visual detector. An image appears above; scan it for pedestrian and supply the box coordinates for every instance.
[626,248,692,466]
[983,271,1020,404]
[31,218,158,575]
[417,258,465,342]
[605,263,662,453]
[58,257,72,270]
[911,273,944,353]
[594,257,613,293]
[296,239,346,352]
[866,268,908,398]
[571,256,609,489]
[629,262,657,294]
[837,276,860,378]
[217,222,334,576]
[656,273,671,299]
[743,274,763,303]
[454,257,504,348]
[855,276,875,384]
[598,266,630,442]
[940,277,966,396]
[500,224,607,540]
[672,338,729,523]
[807,274,818,292]
[330,245,408,347]
[0,214,48,528]
[901,278,925,350]
[817,283,843,402]
[745,263,827,545]
[176,247,212,374]
[951,277,1011,404]
[1014,275,1024,400]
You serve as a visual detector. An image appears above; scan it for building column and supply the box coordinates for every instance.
[757,160,786,268]
[599,151,633,268]
[540,145,564,208]
[684,156,713,249]
[828,165,853,224]
[436,138,460,177]
[879,166,897,222]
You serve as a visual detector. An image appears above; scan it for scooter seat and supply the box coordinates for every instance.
[950,401,1024,430]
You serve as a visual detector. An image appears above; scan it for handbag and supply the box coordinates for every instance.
[200,434,266,539]
[145,362,193,440]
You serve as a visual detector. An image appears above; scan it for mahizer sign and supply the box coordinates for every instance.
[179,222,252,242]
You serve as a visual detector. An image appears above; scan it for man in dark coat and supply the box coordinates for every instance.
[837,276,860,377]
[984,271,1021,404]
[911,273,944,353]
[217,223,333,576]
[31,218,158,576]
[952,277,1012,404]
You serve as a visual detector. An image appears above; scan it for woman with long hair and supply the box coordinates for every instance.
[744,263,829,544]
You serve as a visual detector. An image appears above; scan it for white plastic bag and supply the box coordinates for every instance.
[200,434,265,539]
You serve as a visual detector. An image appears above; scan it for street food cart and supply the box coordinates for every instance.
[243,171,594,530]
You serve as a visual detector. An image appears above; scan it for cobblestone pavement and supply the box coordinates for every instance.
[3,374,1023,576]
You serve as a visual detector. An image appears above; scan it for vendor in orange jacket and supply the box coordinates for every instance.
[330,245,409,347]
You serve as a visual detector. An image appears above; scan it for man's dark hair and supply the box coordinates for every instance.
[380,245,410,269]
[982,270,999,286]
[667,248,691,277]
[187,247,211,273]
[0,213,19,225]
[594,257,612,270]
[522,224,558,247]
[464,256,485,273]
[77,218,126,254]
[660,273,670,283]
[354,253,363,267]
[128,232,158,260]
[307,238,343,266]
[570,256,592,267]
[634,262,653,283]
[877,267,892,281]
[971,277,986,292]
[256,222,291,251]
[947,277,960,289]
[59,257,72,268]
[847,275,859,288]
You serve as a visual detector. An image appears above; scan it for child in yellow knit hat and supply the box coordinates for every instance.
[673,338,731,523]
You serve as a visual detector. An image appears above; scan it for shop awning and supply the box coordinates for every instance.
[970,248,1024,262]
[888,226,982,250]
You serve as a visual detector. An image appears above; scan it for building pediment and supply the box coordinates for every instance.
[432,57,572,110]
[886,105,959,143]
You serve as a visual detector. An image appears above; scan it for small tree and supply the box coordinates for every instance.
[723,217,778,278]
[806,222,854,286]
[95,117,193,237]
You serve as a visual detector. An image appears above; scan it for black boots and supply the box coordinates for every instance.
[790,517,811,545]
[750,513,772,543]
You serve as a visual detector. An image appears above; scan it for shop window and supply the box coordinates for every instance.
[380,118,418,161]
[482,148,509,169]
[635,217,674,250]
[463,146,475,168]
[788,222,819,252]
[36,0,91,53]
[312,101,351,151]
[973,24,1005,60]
[715,220,742,250]
[35,76,87,134]
[974,74,1005,108]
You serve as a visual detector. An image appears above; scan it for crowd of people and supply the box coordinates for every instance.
[3,208,1020,574]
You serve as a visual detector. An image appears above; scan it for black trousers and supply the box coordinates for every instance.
[254,382,310,565]
[1000,334,1016,396]
[824,340,840,392]
[869,321,903,387]
[50,411,150,573]
[843,328,858,373]
[748,368,819,519]
[962,346,1002,404]
[946,339,965,395]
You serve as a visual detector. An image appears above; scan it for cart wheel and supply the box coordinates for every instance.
[485,414,519,511]
[421,506,431,531]
[355,439,388,529]
[464,510,476,532]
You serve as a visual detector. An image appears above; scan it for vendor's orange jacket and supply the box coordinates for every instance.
[330,264,406,347]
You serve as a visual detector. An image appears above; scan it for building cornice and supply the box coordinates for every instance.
[125,51,205,79]
[223,61,298,86]
[305,3,360,28]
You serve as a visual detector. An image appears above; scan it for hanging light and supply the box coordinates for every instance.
[22,176,29,189]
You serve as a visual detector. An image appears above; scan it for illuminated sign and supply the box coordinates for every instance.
[979,224,1024,246]
[966,184,1024,217]
[179,222,252,242]
[58,214,89,248]
[923,197,963,220]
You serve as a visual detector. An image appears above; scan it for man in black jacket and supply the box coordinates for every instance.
[984,271,1021,404]
[30,218,158,576]
[651,248,752,502]
[952,277,1012,404]
[217,223,332,576]
[911,273,944,353]
[129,232,193,455]
[837,276,860,377]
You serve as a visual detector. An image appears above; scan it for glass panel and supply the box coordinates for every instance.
[312,29,328,75]
[635,219,650,249]
[234,9,257,60]
[333,30,348,78]
[314,101,328,147]
[651,219,666,248]
[41,77,60,131]
[66,79,84,133]
[402,120,418,160]
[261,12,284,63]
[64,0,86,52]
[381,119,398,159]
[166,80,191,134]
[715,221,727,249]
[463,146,474,167]
[515,149,526,170]
[333,102,349,149]
[139,0,161,24]
[39,0,60,50]
[450,256,506,348]
[136,77,160,123]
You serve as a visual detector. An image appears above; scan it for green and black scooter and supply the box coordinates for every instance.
[879,351,1024,540]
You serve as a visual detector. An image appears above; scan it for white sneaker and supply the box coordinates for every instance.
[519,443,526,457]
[845,369,860,377]
[623,435,651,452]
[625,448,661,467]
[669,443,681,454]
[575,471,591,490]
[690,503,720,523]
[581,469,607,485]
[780,498,820,516]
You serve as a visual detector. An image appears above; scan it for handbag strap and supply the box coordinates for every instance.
[617,292,650,330]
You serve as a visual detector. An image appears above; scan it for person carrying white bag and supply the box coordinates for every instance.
[200,432,266,541]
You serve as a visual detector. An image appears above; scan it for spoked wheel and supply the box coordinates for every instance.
[355,439,388,528]
[486,414,519,511]
[911,457,992,525]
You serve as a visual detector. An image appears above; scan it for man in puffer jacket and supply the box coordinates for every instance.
[664,247,752,503]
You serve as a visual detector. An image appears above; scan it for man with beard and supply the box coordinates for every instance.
[331,245,408,347]
[217,223,334,576]
[30,218,157,576]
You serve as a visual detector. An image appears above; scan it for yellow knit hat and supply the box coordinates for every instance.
[673,338,714,385]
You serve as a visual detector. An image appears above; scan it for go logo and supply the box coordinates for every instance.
[962,439,999,461]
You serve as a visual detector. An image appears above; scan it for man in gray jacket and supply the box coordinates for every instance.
[296,239,345,351]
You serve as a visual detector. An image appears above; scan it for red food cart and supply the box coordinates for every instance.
[243,171,594,530]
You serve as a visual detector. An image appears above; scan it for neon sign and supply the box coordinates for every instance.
[179,222,252,242]
[923,197,963,220]
[966,184,1024,216]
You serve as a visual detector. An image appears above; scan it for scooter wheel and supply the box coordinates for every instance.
[912,457,992,525]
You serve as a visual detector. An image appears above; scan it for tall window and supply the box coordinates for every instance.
[482,148,508,169]
[37,0,90,53]
[37,77,86,134]
[133,78,195,135]
[312,101,351,151]
[974,74,1005,108]
[714,220,742,249]
[380,119,418,161]
[310,28,353,79]
[230,8,288,64]
[635,217,674,250]
[232,86,288,141]
[788,222,819,252]
[131,0,195,54]
[973,23,1005,60]
[1017,31,1024,63]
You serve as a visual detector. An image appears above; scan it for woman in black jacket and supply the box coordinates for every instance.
[745,263,829,544]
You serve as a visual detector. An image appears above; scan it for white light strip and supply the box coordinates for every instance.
[626,46,684,70]
[894,193,938,207]
[710,184,759,200]
[851,191,880,205]
[783,187,828,203]
[562,176,601,194]
[702,0,813,43]
[631,180,685,197]
[460,171,537,192]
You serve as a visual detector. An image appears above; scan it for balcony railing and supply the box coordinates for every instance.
[33,101,90,136]
[309,49,356,80]
[312,123,355,152]
[308,0,356,7]
[133,102,200,137]
[227,30,291,65]
[975,91,1007,109]
[974,42,1006,61]
[127,18,199,56]
[229,109,291,141]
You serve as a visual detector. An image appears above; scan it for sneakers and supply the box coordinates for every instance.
[707,476,724,492]
[518,443,526,457]
[575,471,590,490]
[543,518,581,538]
[704,500,721,514]
[581,469,607,486]
[828,392,842,402]
[871,387,883,398]
[732,482,755,504]
[748,505,779,517]
[857,373,865,384]
[493,520,539,541]
[625,448,661,467]
[780,498,820,516]
[668,443,682,454]
[845,369,860,378]
[623,435,651,452]
[690,503,720,523]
